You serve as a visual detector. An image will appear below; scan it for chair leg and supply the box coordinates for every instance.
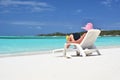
[94,46,101,55]
[76,51,80,56]
[81,50,86,57]
[96,50,101,55]
[76,45,86,57]
[63,43,67,57]
[92,45,101,55]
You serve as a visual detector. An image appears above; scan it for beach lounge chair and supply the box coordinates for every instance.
[64,29,101,58]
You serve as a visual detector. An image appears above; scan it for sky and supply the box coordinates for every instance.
[0,0,120,36]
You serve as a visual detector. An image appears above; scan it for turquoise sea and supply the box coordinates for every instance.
[0,36,120,55]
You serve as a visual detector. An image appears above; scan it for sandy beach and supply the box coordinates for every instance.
[0,48,120,80]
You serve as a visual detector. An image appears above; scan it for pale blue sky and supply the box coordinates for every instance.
[0,0,120,36]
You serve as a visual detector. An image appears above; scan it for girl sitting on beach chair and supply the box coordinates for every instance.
[66,22,93,48]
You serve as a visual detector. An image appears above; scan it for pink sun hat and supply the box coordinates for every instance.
[82,22,93,31]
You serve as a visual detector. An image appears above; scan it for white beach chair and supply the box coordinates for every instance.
[64,29,101,58]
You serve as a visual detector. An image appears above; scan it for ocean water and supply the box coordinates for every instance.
[0,36,120,55]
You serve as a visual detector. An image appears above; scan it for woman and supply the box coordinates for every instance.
[66,22,93,48]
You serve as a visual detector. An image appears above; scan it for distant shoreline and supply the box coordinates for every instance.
[0,30,120,39]
[37,30,120,36]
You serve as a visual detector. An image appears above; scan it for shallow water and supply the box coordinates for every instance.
[0,36,120,54]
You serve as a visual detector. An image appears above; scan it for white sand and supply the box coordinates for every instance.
[0,48,120,80]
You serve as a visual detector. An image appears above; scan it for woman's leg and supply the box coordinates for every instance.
[66,34,76,48]
[69,34,75,42]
